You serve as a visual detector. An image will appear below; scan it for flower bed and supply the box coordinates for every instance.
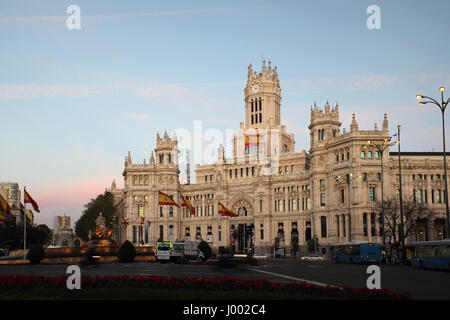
[0,274,410,300]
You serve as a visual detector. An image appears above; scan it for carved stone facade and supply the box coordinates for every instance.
[110,61,448,255]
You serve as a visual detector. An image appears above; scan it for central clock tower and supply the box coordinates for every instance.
[232,60,295,158]
[244,60,281,129]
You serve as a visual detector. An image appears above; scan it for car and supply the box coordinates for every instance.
[300,254,325,261]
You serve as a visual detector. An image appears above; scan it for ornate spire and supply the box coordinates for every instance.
[382,113,388,132]
[350,113,358,132]
[325,99,330,113]
[127,151,132,164]
[150,151,155,165]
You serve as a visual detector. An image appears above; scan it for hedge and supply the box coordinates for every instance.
[0,275,410,300]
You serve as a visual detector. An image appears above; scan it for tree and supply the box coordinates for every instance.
[307,236,319,253]
[291,235,299,257]
[28,224,53,246]
[0,221,52,250]
[75,191,117,241]
[118,240,137,263]
[273,237,280,251]
[374,196,433,245]
[197,241,212,260]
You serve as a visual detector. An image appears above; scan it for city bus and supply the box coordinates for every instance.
[331,243,382,264]
[411,239,450,271]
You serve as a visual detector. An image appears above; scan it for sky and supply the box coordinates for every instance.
[1,0,449,228]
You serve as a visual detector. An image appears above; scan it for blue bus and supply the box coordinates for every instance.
[411,239,450,271]
[331,243,382,264]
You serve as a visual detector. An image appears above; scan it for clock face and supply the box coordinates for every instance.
[252,85,259,92]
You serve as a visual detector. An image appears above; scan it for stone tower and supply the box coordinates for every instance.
[244,59,281,129]
[233,60,295,159]
[308,100,341,152]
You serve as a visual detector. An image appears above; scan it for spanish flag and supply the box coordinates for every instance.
[218,201,238,217]
[24,189,40,213]
[121,217,129,226]
[181,194,195,215]
[0,194,11,215]
[244,133,262,147]
[158,191,180,207]
[140,216,145,225]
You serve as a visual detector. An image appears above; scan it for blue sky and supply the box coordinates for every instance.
[0,0,449,227]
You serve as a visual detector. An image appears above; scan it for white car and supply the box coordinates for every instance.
[300,254,325,261]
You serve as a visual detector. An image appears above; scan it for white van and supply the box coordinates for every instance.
[156,242,172,262]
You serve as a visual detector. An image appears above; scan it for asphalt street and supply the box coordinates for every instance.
[0,259,449,300]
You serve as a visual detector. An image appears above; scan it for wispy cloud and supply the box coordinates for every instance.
[284,74,435,95]
[0,84,114,99]
[128,113,149,120]
[0,7,241,25]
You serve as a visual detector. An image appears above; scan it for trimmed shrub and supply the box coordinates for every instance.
[118,240,137,263]
[197,241,212,260]
[27,244,46,264]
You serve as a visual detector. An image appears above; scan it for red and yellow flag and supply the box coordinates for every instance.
[181,194,195,215]
[158,191,180,207]
[121,217,129,226]
[0,194,11,215]
[140,216,145,225]
[0,212,7,222]
[24,189,40,213]
[218,202,238,217]
[244,133,262,147]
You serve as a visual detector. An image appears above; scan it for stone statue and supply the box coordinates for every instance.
[95,212,106,232]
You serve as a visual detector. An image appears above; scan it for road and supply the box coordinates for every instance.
[0,259,449,300]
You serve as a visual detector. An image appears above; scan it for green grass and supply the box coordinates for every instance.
[0,288,331,300]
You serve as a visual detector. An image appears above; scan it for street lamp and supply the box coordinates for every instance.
[364,137,398,247]
[416,87,450,238]
[336,174,361,242]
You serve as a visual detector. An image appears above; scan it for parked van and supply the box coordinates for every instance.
[171,242,186,261]
[156,241,172,263]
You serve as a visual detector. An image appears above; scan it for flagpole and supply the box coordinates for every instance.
[23,186,26,265]
[156,190,159,245]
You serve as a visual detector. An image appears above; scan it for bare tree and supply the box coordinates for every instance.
[373,196,433,245]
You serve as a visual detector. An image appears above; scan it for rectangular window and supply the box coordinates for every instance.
[341,189,345,204]
[369,187,376,202]
[320,193,325,206]
[138,205,144,218]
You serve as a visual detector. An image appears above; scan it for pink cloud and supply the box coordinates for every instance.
[34,178,117,208]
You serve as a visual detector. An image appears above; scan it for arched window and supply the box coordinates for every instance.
[361,151,365,158]
[368,151,373,158]
[283,145,288,153]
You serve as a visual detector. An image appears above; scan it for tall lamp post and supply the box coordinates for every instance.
[365,137,398,247]
[336,174,361,243]
[416,87,450,238]
[394,125,406,263]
